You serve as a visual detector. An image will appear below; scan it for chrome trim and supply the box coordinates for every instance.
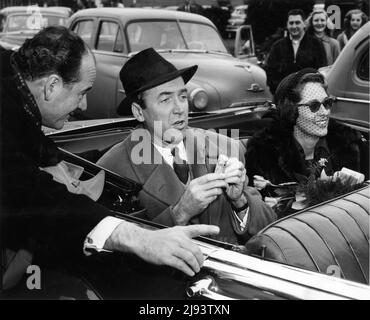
[194,241,370,300]
[187,276,236,300]
[336,97,370,104]
[247,83,264,92]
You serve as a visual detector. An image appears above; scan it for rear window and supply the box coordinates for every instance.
[357,49,369,82]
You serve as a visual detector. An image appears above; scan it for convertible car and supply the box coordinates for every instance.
[1,22,369,301]
[3,101,367,300]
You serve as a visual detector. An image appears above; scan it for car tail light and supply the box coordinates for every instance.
[190,88,208,110]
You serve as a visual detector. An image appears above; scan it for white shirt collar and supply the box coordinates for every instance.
[153,140,187,168]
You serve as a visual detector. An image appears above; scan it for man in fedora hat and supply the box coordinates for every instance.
[1,27,221,293]
[98,48,276,244]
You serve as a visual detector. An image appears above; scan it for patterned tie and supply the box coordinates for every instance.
[171,147,189,184]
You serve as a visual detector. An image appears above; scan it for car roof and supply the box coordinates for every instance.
[71,8,213,25]
[234,5,248,10]
[0,6,71,16]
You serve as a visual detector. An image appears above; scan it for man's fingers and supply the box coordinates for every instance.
[204,179,228,190]
[174,247,202,274]
[166,256,195,277]
[181,224,220,238]
[203,187,224,198]
[225,175,246,185]
[196,173,226,184]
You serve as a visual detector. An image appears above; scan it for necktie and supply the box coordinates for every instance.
[171,147,189,184]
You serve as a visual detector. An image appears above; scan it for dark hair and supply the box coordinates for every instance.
[306,10,331,36]
[343,9,368,39]
[287,9,306,21]
[273,68,327,127]
[14,26,88,84]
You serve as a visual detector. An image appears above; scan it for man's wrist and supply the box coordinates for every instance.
[103,220,144,253]
[171,202,190,226]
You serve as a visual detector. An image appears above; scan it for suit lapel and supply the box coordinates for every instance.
[131,131,185,206]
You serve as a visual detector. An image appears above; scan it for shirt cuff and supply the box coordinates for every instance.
[83,216,123,256]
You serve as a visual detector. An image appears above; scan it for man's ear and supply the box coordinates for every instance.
[131,102,145,122]
[44,75,62,101]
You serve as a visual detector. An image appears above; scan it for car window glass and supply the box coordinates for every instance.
[114,27,124,53]
[179,22,228,52]
[97,21,119,52]
[127,21,186,52]
[357,49,369,81]
[5,14,66,32]
[73,20,94,44]
[0,14,5,32]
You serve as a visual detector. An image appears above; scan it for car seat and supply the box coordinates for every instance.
[246,186,370,284]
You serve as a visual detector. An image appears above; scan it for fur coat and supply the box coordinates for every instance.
[245,118,367,217]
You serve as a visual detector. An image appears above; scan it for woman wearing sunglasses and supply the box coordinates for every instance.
[245,68,364,217]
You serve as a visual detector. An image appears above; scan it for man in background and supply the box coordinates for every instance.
[265,9,327,94]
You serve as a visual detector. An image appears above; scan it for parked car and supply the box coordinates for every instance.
[67,8,271,119]
[320,22,369,134]
[0,6,71,50]
[225,5,248,38]
[319,22,369,178]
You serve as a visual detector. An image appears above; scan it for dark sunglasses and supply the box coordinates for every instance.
[296,96,336,113]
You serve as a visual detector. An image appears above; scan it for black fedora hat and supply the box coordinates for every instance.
[117,47,198,115]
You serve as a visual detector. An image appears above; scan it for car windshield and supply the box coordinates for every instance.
[127,20,227,53]
[5,13,67,32]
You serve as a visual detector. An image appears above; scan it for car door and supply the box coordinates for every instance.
[327,25,369,131]
[71,17,128,119]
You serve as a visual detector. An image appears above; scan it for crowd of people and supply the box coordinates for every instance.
[0,4,368,297]
[264,8,368,93]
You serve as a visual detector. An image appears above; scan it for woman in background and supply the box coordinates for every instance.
[307,9,340,65]
[337,9,368,50]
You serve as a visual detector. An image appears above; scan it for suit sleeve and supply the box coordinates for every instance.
[2,140,110,262]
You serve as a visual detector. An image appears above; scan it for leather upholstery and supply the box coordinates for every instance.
[246,186,370,284]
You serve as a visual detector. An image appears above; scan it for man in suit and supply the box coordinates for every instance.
[98,48,277,245]
[265,9,327,94]
[1,27,220,290]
